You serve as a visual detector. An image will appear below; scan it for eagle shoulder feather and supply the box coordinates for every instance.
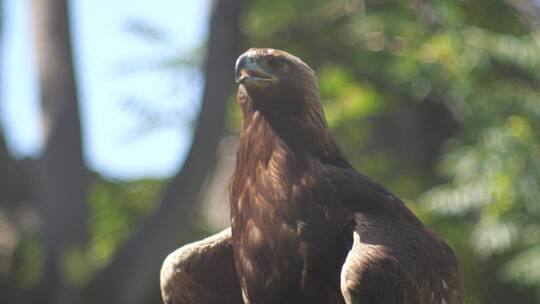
[160,228,242,304]
[323,165,463,304]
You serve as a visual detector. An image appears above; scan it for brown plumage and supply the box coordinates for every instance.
[160,48,463,304]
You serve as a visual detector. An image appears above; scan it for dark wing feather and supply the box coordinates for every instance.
[160,228,243,304]
[323,165,464,304]
[322,164,422,226]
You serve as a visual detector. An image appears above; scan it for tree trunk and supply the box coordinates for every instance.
[85,0,247,303]
[0,1,29,207]
[0,133,33,208]
[31,0,89,303]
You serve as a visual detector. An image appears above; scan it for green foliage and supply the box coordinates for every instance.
[319,64,384,127]
[11,236,42,289]
[88,178,165,266]
[5,179,167,291]
[233,0,540,302]
[62,245,93,287]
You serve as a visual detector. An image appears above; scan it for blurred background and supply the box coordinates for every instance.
[0,0,539,303]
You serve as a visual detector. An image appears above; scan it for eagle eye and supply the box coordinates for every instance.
[267,57,288,72]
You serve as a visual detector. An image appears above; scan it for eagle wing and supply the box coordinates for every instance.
[160,228,242,304]
[322,165,464,304]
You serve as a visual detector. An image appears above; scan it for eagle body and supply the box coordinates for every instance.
[160,48,464,304]
[230,101,350,303]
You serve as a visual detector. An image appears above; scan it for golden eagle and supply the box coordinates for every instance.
[161,48,463,304]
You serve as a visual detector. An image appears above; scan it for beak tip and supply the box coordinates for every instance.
[235,71,245,84]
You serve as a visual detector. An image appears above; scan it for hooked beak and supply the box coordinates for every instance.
[235,52,277,85]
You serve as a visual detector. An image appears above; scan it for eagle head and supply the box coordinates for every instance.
[235,48,320,115]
